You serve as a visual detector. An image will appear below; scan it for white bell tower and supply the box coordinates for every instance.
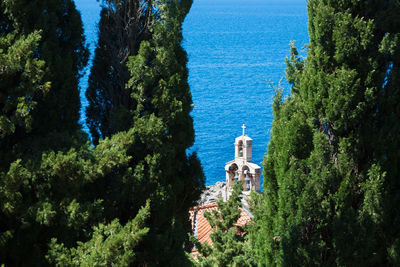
[225,125,261,196]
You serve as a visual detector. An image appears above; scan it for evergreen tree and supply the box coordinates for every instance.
[46,0,204,265]
[251,0,400,265]
[0,0,88,169]
[121,0,205,264]
[1,0,202,265]
[0,1,92,265]
[192,182,254,267]
[86,0,153,144]
[47,201,151,267]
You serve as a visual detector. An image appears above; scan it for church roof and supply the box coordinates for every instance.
[189,203,252,247]
[246,162,261,171]
[235,134,252,143]
[225,159,235,167]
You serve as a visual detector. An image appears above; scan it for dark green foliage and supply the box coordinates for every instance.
[1,0,203,265]
[120,1,205,264]
[47,200,150,267]
[0,1,91,264]
[0,135,132,265]
[0,31,48,137]
[44,0,203,265]
[193,183,254,266]
[0,0,88,169]
[86,0,153,144]
[0,29,49,144]
[1,116,200,265]
[251,0,400,265]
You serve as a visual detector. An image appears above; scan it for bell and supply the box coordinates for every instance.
[234,171,239,181]
[244,170,250,180]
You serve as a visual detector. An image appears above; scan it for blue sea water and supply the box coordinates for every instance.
[74,0,101,133]
[75,0,309,186]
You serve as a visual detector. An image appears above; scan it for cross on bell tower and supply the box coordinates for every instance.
[242,124,246,136]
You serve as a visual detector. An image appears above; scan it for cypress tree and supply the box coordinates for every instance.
[251,0,400,265]
[0,0,91,265]
[122,0,205,264]
[86,0,153,144]
[0,0,88,168]
[48,0,204,265]
[27,0,88,137]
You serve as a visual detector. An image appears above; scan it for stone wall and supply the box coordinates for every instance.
[197,181,227,206]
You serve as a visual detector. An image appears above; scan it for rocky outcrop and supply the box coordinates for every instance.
[196,181,256,219]
[197,181,227,206]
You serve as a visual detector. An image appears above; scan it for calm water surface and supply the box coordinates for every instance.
[75,0,309,185]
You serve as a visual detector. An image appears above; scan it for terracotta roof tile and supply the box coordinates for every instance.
[189,203,252,250]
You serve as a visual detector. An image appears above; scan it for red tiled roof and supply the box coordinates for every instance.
[189,203,252,248]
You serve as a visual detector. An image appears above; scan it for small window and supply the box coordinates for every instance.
[238,141,243,157]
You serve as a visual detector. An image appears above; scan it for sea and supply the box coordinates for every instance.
[75,0,309,186]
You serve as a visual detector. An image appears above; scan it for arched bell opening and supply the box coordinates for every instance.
[228,163,239,189]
